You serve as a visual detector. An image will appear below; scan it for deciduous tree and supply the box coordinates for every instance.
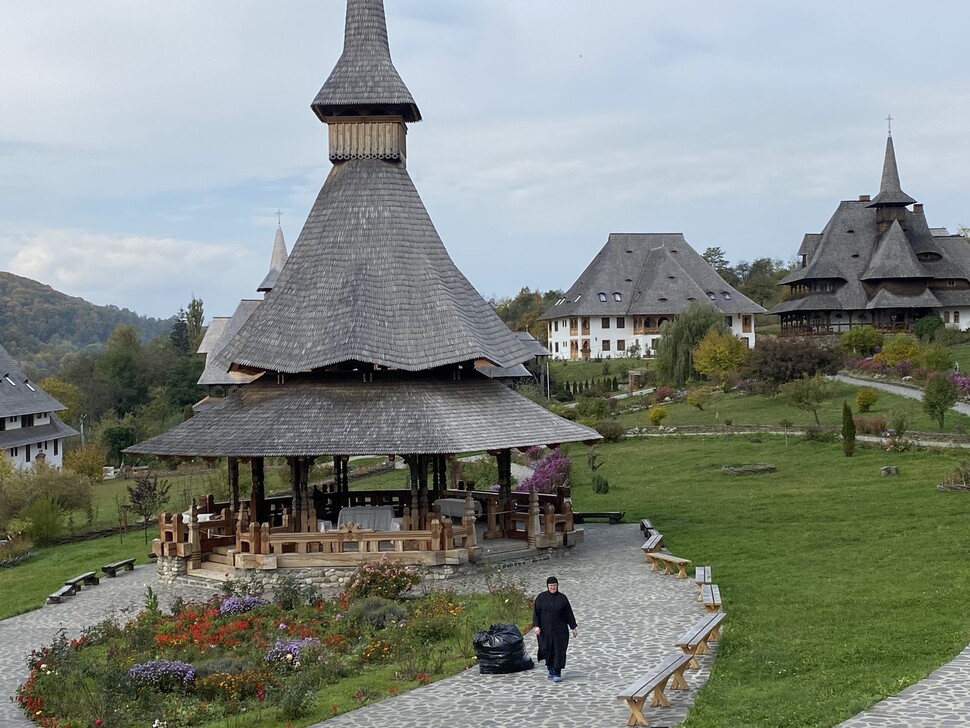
[655,303,726,387]
[127,476,172,542]
[923,373,958,430]
[776,374,832,425]
[692,329,750,388]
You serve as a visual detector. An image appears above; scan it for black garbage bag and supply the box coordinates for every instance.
[473,623,534,674]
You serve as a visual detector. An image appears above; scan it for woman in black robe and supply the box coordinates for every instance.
[532,576,578,682]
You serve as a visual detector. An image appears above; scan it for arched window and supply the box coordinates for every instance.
[598,292,608,302]
[955,311,961,326]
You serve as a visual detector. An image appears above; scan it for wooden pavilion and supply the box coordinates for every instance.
[127,0,600,580]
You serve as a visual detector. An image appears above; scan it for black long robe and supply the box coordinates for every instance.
[533,590,577,672]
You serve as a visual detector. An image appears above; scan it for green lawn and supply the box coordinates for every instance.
[548,356,647,384]
[567,435,970,727]
[619,380,970,433]
[0,530,157,619]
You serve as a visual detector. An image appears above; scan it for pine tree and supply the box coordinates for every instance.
[842,400,856,457]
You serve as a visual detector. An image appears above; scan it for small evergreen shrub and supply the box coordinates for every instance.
[347,597,408,630]
[595,419,625,442]
[855,387,879,413]
[649,406,668,426]
[591,474,610,494]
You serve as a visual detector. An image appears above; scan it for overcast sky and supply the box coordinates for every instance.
[2,1,969,321]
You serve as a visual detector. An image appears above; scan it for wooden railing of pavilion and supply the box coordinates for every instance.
[154,486,577,570]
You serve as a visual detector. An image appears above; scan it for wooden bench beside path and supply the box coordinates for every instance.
[639,518,654,536]
[641,533,664,561]
[573,511,625,525]
[694,565,712,600]
[676,611,726,668]
[616,652,693,726]
[702,583,722,613]
[47,584,75,604]
[644,552,692,578]
[65,572,99,592]
[102,558,136,578]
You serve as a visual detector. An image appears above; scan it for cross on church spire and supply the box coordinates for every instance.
[886,114,893,136]
[276,208,282,225]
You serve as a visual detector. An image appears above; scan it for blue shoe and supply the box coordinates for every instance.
[546,671,555,679]
[552,675,562,683]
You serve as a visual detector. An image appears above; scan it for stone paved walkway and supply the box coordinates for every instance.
[7,521,967,726]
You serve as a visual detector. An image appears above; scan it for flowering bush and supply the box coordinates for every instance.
[220,595,268,616]
[853,416,887,436]
[654,386,676,402]
[129,660,196,692]
[264,637,320,666]
[345,556,420,600]
[951,372,970,394]
[649,406,668,426]
[514,448,572,494]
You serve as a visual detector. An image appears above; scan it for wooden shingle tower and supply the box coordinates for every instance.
[129,0,598,536]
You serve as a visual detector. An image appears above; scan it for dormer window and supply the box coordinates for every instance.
[3,374,15,386]
[598,292,608,302]
[707,292,716,300]
[613,292,622,302]
[658,297,668,302]
[24,380,35,391]
[722,292,732,300]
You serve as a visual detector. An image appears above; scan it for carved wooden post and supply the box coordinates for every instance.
[463,492,478,548]
[544,502,556,535]
[484,497,502,540]
[430,516,442,552]
[527,488,541,548]
[497,449,512,535]
[251,457,265,524]
[259,523,270,555]
[188,504,201,569]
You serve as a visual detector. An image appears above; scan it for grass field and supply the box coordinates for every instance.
[566,435,970,727]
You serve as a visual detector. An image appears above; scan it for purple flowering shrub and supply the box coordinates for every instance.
[950,372,970,394]
[264,637,321,666]
[514,448,571,494]
[128,659,196,692]
[345,556,420,600]
[219,595,268,616]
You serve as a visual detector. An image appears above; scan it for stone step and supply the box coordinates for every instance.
[206,551,232,565]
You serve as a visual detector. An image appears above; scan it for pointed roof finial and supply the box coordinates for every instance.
[257,225,289,293]
[276,208,282,225]
[867,133,916,207]
[886,114,893,136]
[311,0,421,123]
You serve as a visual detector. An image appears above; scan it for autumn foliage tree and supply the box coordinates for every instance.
[692,329,750,389]
[655,303,727,387]
[127,476,172,542]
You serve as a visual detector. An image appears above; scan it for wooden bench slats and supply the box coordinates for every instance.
[644,552,692,578]
[694,565,712,600]
[573,511,625,524]
[617,652,693,726]
[640,533,664,560]
[639,518,654,536]
[66,572,99,589]
[702,583,722,612]
[102,558,136,577]
[676,611,726,667]
[47,584,75,604]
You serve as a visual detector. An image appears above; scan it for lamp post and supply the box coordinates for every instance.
[79,414,87,447]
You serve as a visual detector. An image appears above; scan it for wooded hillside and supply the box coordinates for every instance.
[0,271,172,378]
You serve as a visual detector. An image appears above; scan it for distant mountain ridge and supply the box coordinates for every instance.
[0,271,173,377]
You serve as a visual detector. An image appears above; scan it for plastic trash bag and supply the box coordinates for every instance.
[473,623,534,674]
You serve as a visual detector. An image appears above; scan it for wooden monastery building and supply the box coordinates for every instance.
[771,135,970,334]
[0,343,77,470]
[541,233,765,360]
[127,0,599,582]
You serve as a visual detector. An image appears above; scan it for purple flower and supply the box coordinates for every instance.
[128,660,195,691]
[264,637,321,664]
[515,449,572,494]
[219,595,267,616]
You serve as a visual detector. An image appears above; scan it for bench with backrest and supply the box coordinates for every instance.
[644,552,692,578]
[640,533,664,561]
[65,572,99,591]
[701,583,722,612]
[694,565,712,600]
[616,652,693,726]
[675,611,726,668]
[102,558,136,578]
[639,518,654,536]
[47,584,75,604]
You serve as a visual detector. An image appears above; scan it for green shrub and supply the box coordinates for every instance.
[842,401,856,457]
[856,387,879,413]
[686,388,710,410]
[913,314,944,341]
[347,596,409,630]
[881,335,921,366]
[920,341,954,372]
[272,573,320,610]
[841,326,884,356]
[649,406,668,426]
[591,474,610,494]
[345,556,420,600]
[20,495,64,545]
[595,419,625,442]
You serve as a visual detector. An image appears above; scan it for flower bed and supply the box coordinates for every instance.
[17,564,533,728]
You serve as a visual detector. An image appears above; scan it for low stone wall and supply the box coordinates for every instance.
[156,554,188,584]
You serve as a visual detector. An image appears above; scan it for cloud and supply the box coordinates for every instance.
[4,229,260,319]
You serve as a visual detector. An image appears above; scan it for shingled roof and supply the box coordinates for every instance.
[257,225,289,293]
[197,301,262,386]
[0,344,65,418]
[541,233,765,321]
[311,0,420,123]
[868,135,917,207]
[128,372,600,458]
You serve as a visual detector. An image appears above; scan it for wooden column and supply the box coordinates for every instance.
[496,448,512,535]
[431,455,447,499]
[334,455,350,509]
[288,457,313,532]
[227,457,240,514]
[251,457,265,524]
